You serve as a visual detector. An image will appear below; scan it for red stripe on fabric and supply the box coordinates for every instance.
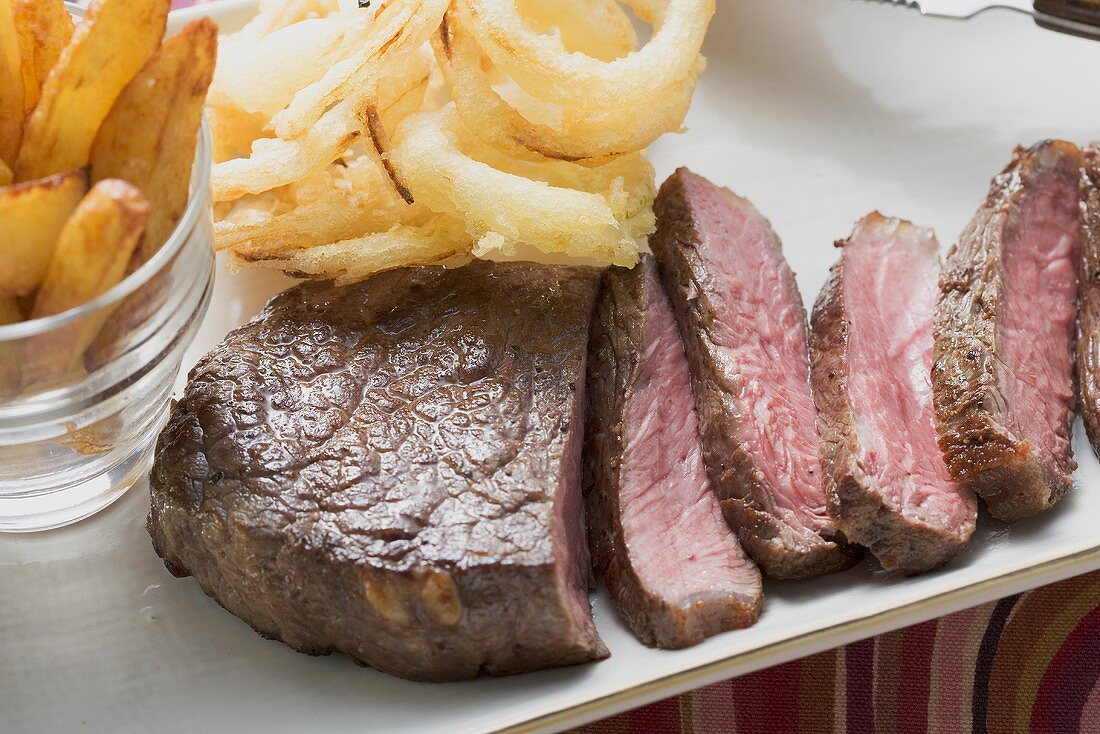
[1030,603,1100,734]
[897,620,937,734]
[629,695,683,734]
[847,637,876,734]
[732,660,800,732]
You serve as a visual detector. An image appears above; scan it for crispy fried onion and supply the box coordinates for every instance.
[229,213,472,286]
[435,2,703,164]
[210,0,443,201]
[465,0,713,106]
[210,0,711,280]
[436,0,713,163]
[388,107,651,266]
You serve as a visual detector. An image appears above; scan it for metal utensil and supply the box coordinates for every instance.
[874,0,1100,40]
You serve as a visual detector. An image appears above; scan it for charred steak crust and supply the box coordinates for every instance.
[933,141,1081,522]
[810,215,976,574]
[649,168,859,580]
[1079,145,1100,457]
[148,261,608,682]
[584,258,762,648]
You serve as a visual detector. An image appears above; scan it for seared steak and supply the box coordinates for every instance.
[933,141,1081,522]
[148,261,608,682]
[585,257,762,648]
[811,214,977,574]
[1078,145,1100,457]
[650,168,858,579]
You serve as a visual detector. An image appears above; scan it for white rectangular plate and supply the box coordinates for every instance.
[5,2,1100,732]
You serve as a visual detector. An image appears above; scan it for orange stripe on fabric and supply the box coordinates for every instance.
[835,646,849,734]
[797,648,838,733]
[680,688,697,734]
[874,628,904,734]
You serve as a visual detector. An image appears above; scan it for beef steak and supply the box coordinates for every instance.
[147,261,608,682]
[649,168,859,579]
[585,256,762,648]
[933,141,1081,522]
[811,213,977,574]
[1078,144,1100,458]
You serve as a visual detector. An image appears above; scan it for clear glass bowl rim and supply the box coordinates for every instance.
[0,120,212,342]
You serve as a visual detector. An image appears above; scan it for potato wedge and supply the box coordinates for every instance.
[92,18,217,262]
[13,0,74,114]
[0,157,11,186]
[24,180,149,387]
[0,169,89,297]
[0,0,22,166]
[13,0,168,182]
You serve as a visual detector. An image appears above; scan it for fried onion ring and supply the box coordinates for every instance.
[435,4,702,163]
[464,0,714,107]
[389,107,649,266]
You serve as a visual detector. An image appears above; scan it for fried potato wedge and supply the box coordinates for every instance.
[0,0,23,166]
[0,157,11,187]
[91,18,217,262]
[24,180,149,387]
[0,169,88,297]
[14,0,168,182]
[14,0,74,113]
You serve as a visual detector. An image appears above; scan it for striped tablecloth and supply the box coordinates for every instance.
[161,2,1100,731]
[576,572,1100,733]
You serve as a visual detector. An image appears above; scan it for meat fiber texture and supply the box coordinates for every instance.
[148,261,608,682]
[810,213,977,574]
[584,256,762,648]
[933,141,1081,522]
[1077,144,1100,458]
[650,168,860,580]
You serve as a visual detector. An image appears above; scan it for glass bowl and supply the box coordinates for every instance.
[0,125,215,532]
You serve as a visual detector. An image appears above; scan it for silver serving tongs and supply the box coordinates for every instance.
[871,0,1100,40]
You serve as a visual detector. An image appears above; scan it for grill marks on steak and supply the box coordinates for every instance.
[650,168,858,579]
[147,261,608,682]
[585,257,762,648]
[1078,145,1100,458]
[933,141,1082,522]
[811,214,977,574]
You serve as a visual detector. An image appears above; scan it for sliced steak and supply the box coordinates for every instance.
[148,261,608,682]
[1078,144,1100,457]
[811,214,977,574]
[933,141,1081,522]
[585,257,762,648]
[650,168,858,579]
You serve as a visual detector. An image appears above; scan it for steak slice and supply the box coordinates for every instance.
[584,257,763,648]
[147,261,608,682]
[1078,144,1100,457]
[811,214,977,574]
[933,141,1082,522]
[650,168,859,580]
